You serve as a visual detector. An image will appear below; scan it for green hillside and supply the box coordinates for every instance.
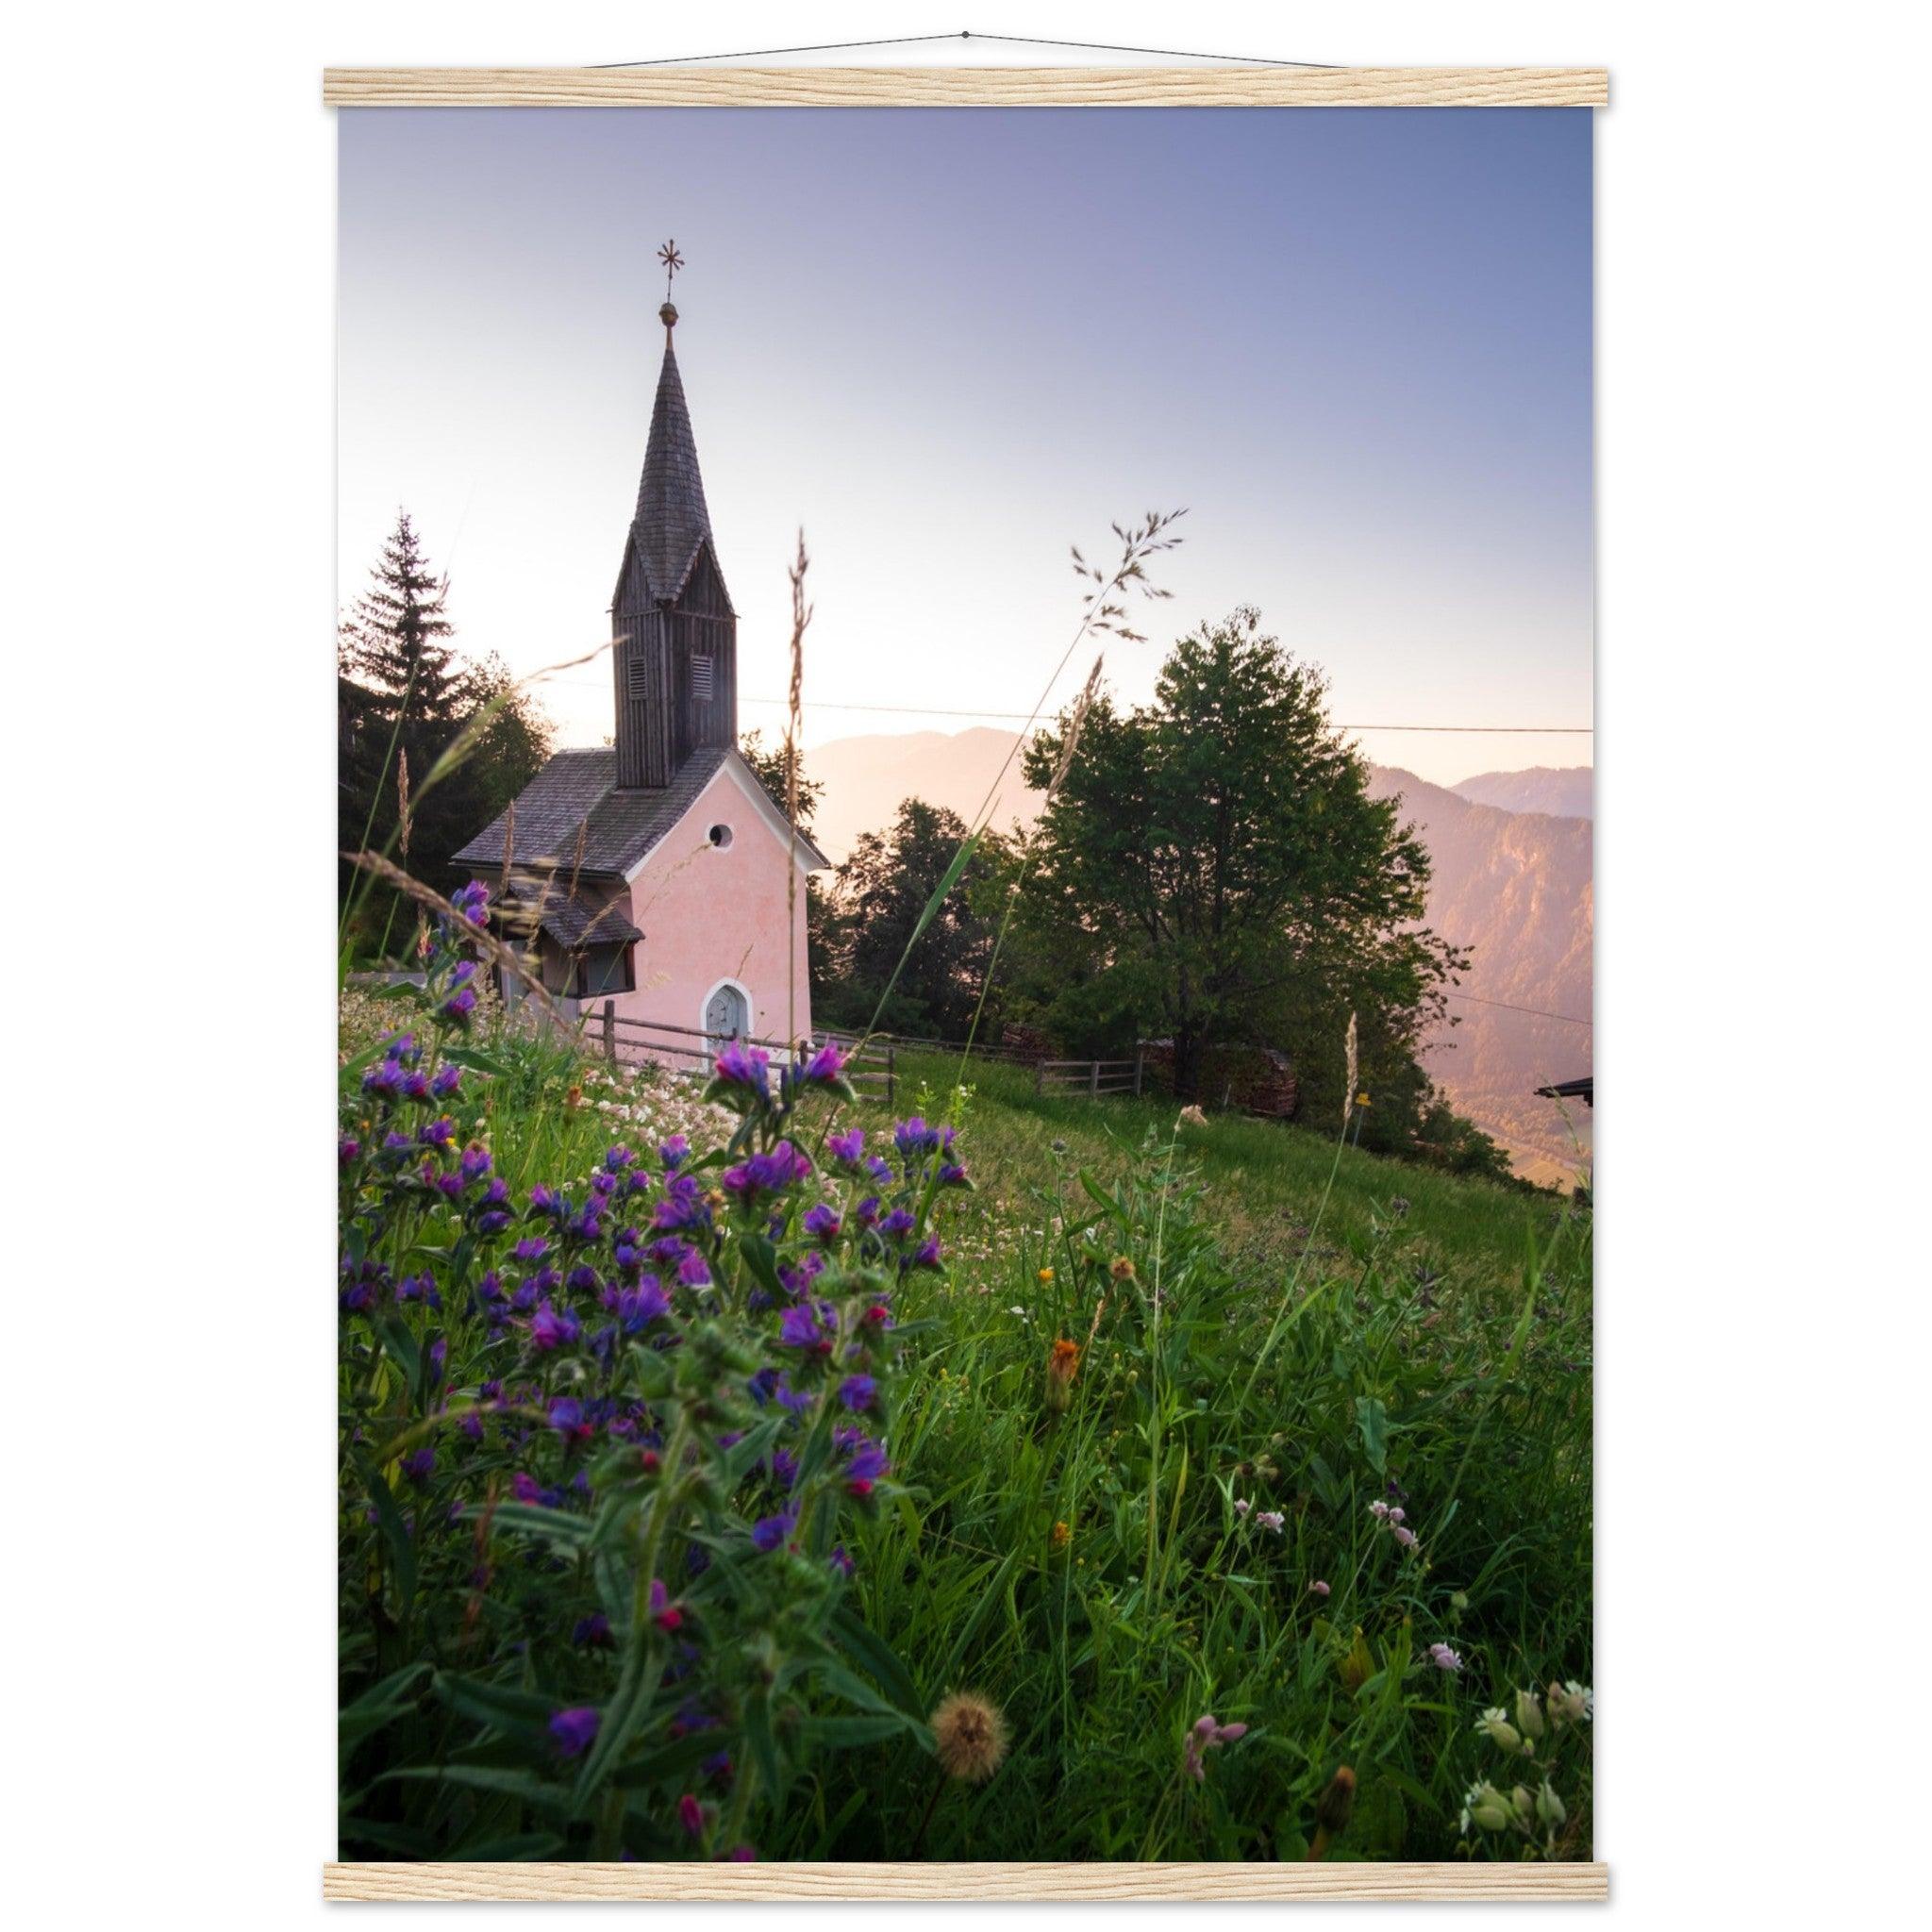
[339,986,1592,1865]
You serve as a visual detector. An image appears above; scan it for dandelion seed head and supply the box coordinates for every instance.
[931,1691,1008,1783]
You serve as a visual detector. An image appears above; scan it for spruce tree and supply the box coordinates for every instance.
[337,510,551,956]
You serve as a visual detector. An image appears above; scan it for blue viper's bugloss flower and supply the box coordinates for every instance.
[712,1040,772,1100]
[893,1117,943,1159]
[803,1203,842,1245]
[827,1127,866,1168]
[852,1196,882,1232]
[450,879,491,926]
[723,1141,811,1204]
[361,1060,403,1101]
[548,1396,593,1441]
[549,1707,601,1757]
[777,1302,833,1353]
[396,1271,441,1310]
[795,1040,848,1088]
[839,1429,890,1491]
[441,985,478,1024]
[431,1062,462,1097]
[908,1236,944,1273]
[528,1301,581,1351]
[338,1134,360,1164]
[401,1446,436,1487]
[658,1134,690,1171]
[618,1278,671,1331]
[838,1374,876,1412]
[881,1208,916,1241]
[750,1507,796,1553]
[418,1116,457,1149]
[865,1156,894,1185]
[676,1248,712,1290]
[829,1545,855,1578]
[654,1175,710,1234]
[573,1612,612,1647]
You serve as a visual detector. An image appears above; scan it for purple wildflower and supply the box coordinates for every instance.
[750,1507,796,1554]
[796,1039,848,1088]
[838,1374,876,1412]
[549,1707,601,1757]
[776,1302,832,1354]
[548,1396,593,1443]
[527,1301,581,1351]
[827,1127,866,1167]
[712,1040,772,1099]
[803,1203,842,1245]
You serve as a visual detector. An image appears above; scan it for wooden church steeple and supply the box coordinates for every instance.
[610,243,737,791]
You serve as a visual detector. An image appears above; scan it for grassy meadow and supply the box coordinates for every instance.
[339,968,1591,1865]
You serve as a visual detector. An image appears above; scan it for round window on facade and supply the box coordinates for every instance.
[708,823,734,849]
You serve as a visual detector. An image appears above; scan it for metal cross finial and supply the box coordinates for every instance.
[658,239,684,298]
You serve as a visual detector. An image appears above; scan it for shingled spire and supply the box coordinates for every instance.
[610,251,738,791]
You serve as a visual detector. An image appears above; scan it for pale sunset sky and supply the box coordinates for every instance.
[338,108,1592,784]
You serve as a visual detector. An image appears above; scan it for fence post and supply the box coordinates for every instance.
[1090,1060,1100,1098]
[602,999,615,1062]
[886,1043,896,1110]
[1035,1061,1043,1099]
[1134,1043,1144,1097]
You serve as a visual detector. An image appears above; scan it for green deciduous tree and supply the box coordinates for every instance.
[812,799,1011,1037]
[1016,608,1466,1132]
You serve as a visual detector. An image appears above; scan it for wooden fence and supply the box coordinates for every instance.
[586,1003,895,1106]
[1035,1052,1145,1100]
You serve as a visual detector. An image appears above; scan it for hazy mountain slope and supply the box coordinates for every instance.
[807,730,1593,1181]
[1368,769,1593,1181]
[1451,765,1593,820]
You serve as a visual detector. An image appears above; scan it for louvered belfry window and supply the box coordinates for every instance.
[627,654,648,703]
[691,653,715,702]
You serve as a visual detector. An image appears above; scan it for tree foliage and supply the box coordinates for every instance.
[338,510,553,957]
[1014,608,1469,1145]
[811,799,1011,1038]
[737,728,824,838]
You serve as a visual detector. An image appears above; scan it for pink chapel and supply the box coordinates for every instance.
[455,277,829,1049]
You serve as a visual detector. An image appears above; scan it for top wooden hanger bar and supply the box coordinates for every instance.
[322,66,1609,109]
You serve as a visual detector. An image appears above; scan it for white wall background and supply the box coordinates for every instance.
[7,4,1924,1925]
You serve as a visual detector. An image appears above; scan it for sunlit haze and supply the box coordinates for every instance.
[339,108,1592,785]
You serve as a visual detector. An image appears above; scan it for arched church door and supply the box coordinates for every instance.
[705,982,748,1047]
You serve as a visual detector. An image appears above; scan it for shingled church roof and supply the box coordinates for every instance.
[625,338,724,606]
[453,744,830,878]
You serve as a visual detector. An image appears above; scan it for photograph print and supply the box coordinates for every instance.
[337,99,1594,1870]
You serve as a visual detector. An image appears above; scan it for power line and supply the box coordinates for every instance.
[1444,990,1592,1027]
[738,696,1591,733]
[535,675,1592,735]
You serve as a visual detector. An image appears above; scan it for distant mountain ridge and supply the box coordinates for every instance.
[806,729,1592,1181]
[1451,765,1592,820]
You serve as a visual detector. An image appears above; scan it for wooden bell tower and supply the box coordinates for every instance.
[610,242,738,791]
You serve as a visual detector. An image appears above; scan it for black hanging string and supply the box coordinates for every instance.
[592,30,1339,71]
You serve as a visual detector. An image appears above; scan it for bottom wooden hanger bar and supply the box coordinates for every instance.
[325,1859,1609,1902]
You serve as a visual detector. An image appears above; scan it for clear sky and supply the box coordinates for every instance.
[338,108,1592,784]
